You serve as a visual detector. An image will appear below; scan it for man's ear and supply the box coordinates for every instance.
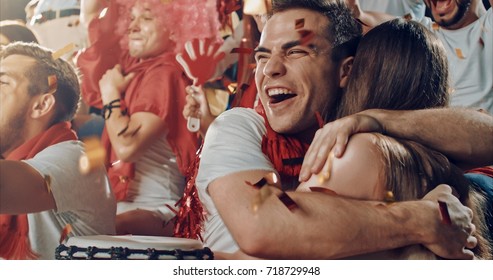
[30,93,55,119]
[338,56,354,89]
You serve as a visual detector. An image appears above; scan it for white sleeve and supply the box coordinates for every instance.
[23,141,112,213]
[196,108,275,193]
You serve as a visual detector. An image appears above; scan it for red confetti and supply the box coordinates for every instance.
[278,192,298,211]
[59,224,72,244]
[403,13,412,20]
[432,22,439,30]
[245,177,267,189]
[438,200,452,225]
[315,111,324,128]
[231,47,254,54]
[295,18,305,29]
[297,29,315,46]
[309,186,337,196]
[479,37,485,48]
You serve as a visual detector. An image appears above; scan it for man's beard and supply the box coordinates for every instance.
[435,0,472,27]
[0,109,28,156]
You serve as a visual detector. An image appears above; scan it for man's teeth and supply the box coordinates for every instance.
[268,88,292,96]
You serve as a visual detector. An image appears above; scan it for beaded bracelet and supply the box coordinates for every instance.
[101,99,128,120]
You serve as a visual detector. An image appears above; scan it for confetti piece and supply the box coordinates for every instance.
[315,111,324,128]
[297,30,315,46]
[47,75,57,94]
[432,22,439,30]
[59,224,72,244]
[278,192,298,211]
[249,172,281,212]
[44,175,52,194]
[227,82,238,94]
[231,47,254,54]
[309,186,337,196]
[295,18,305,29]
[384,190,395,203]
[52,43,75,60]
[403,13,412,20]
[355,18,369,27]
[79,137,106,174]
[119,175,129,183]
[117,122,130,136]
[318,151,335,184]
[479,37,484,48]
[118,123,142,137]
[438,200,452,225]
[245,177,267,189]
[455,48,465,59]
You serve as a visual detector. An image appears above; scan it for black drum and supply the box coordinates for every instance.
[55,235,213,260]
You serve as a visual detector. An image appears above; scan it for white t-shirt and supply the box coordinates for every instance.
[23,141,116,260]
[420,8,493,114]
[117,137,185,222]
[360,0,426,20]
[196,108,275,253]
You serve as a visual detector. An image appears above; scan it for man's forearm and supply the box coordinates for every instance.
[211,171,430,259]
[366,108,493,169]
[240,191,431,259]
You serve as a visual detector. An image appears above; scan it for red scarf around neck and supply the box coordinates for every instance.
[0,122,77,260]
[255,103,311,184]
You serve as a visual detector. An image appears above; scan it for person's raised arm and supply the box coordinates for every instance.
[0,161,55,214]
[345,0,396,33]
[80,0,107,31]
[209,171,476,259]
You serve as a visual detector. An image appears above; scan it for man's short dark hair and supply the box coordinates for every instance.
[271,0,362,61]
[0,42,80,124]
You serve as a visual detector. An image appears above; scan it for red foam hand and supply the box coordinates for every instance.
[176,38,226,86]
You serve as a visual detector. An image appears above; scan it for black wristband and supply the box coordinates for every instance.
[101,99,128,120]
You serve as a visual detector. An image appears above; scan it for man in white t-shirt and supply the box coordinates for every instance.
[195,0,492,259]
[0,42,116,260]
[420,0,492,114]
[353,0,493,114]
